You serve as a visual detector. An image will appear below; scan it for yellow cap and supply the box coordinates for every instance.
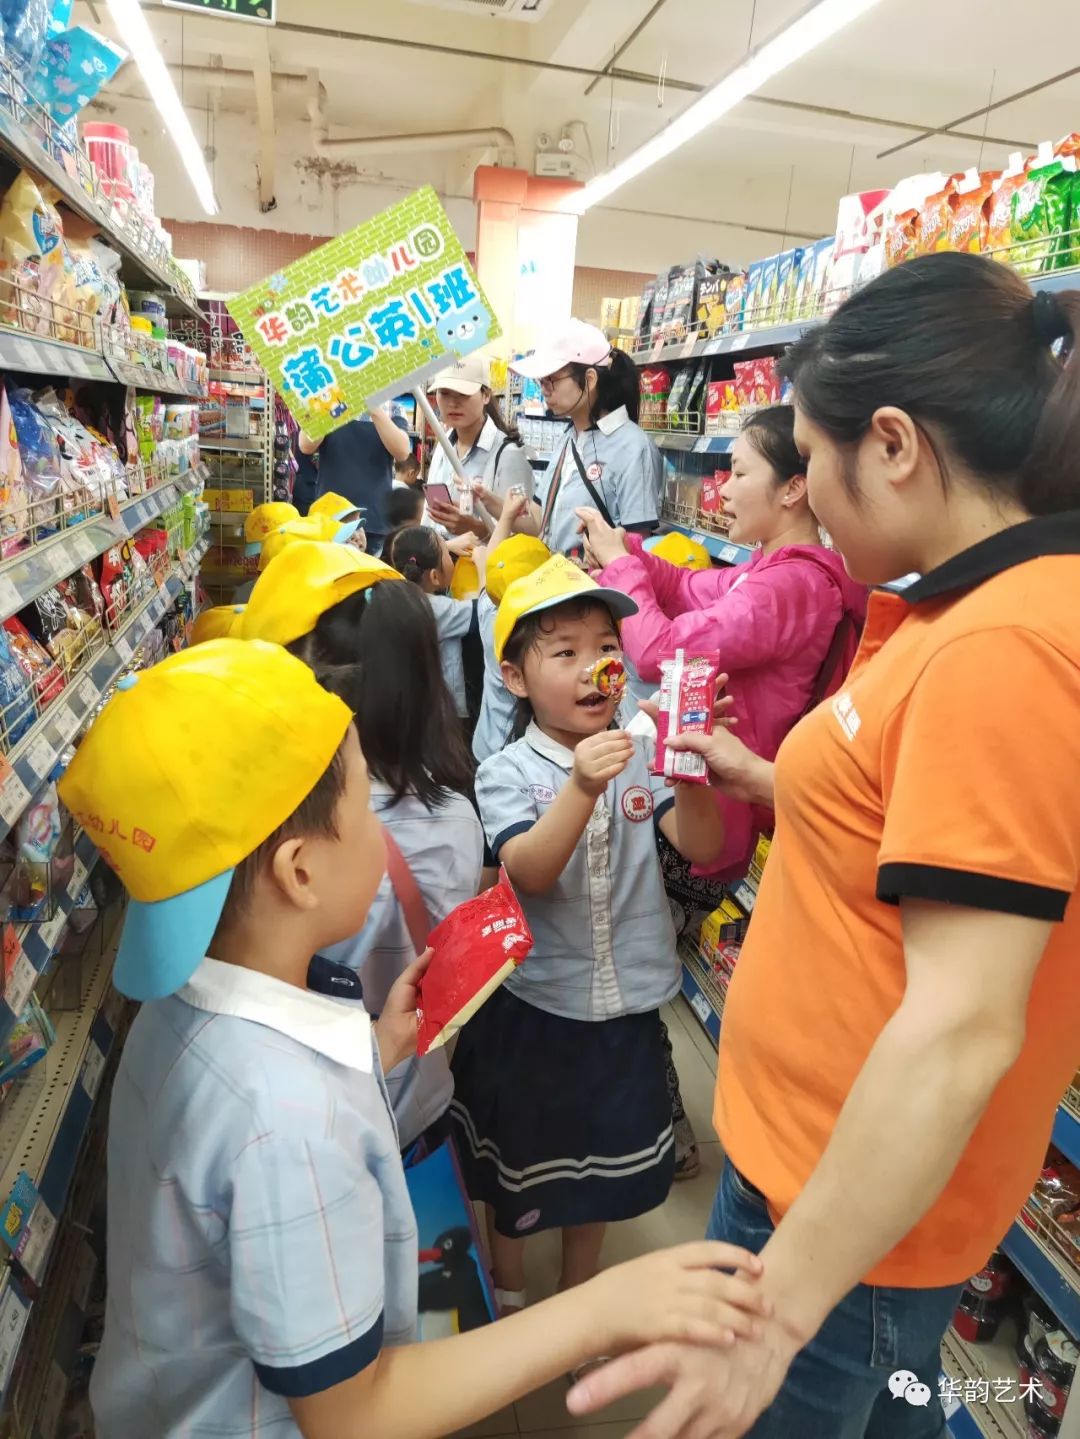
[449,556,481,600]
[493,553,638,663]
[189,604,245,646]
[243,502,299,552]
[57,639,353,1001]
[241,540,401,647]
[258,513,359,570]
[646,532,712,570]
[310,491,362,522]
[485,534,551,605]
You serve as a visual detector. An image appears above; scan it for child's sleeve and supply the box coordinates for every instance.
[228,1133,393,1397]
[475,752,540,861]
[431,595,479,642]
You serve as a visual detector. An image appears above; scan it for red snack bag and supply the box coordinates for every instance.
[416,868,533,1057]
[733,360,756,411]
[700,474,723,513]
[3,616,64,706]
[653,648,721,785]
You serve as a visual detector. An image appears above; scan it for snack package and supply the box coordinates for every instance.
[947,172,1000,254]
[774,248,803,323]
[700,472,724,512]
[0,0,51,77]
[0,171,61,334]
[639,366,673,430]
[984,169,1029,262]
[695,273,730,337]
[29,24,126,126]
[884,209,920,268]
[798,236,835,317]
[756,254,780,327]
[4,614,63,705]
[97,541,130,624]
[1011,160,1076,275]
[741,261,765,331]
[916,174,962,254]
[0,385,28,558]
[1031,1151,1080,1221]
[653,648,722,785]
[649,275,671,347]
[0,621,33,745]
[684,361,709,430]
[667,365,694,429]
[733,360,757,413]
[6,385,63,534]
[665,265,699,343]
[11,781,61,920]
[587,655,627,701]
[722,271,746,333]
[0,997,52,1087]
[416,868,533,1056]
[705,381,738,436]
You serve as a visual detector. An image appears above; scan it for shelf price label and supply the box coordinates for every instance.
[719,544,741,564]
[689,991,712,1029]
[693,436,712,454]
[0,766,31,827]
[39,906,67,951]
[76,677,99,712]
[0,575,21,617]
[16,1197,57,1282]
[24,733,56,783]
[4,950,36,1018]
[66,858,89,903]
[730,335,750,352]
[0,1282,29,1398]
[81,1040,107,1103]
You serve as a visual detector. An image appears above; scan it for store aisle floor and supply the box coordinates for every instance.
[460,996,722,1439]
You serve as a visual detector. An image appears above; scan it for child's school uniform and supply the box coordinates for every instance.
[472,592,517,762]
[323,780,485,1150]
[427,593,478,719]
[91,959,417,1438]
[451,723,678,1236]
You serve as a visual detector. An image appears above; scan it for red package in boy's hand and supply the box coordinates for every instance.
[416,868,533,1057]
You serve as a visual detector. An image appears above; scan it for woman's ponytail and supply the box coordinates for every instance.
[569,347,642,426]
[1020,288,1080,515]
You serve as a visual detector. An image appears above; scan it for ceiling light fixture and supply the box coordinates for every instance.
[568,0,885,215]
[104,0,219,216]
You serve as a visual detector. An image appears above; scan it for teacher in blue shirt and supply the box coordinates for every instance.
[299,404,412,555]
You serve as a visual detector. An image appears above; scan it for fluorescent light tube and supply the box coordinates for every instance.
[570,0,885,215]
[105,0,219,216]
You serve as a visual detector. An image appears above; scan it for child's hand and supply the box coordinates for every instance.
[374,948,432,1074]
[572,731,634,798]
[502,488,530,528]
[583,1242,768,1354]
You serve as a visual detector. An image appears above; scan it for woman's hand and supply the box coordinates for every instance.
[472,482,503,519]
[373,948,433,1073]
[667,727,775,808]
[428,495,486,539]
[576,506,630,569]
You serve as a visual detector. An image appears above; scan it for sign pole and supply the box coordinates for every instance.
[413,386,471,485]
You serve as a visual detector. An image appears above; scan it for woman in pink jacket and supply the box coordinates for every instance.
[579,405,868,882]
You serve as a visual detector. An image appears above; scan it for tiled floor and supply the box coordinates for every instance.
[459,995,722,1439]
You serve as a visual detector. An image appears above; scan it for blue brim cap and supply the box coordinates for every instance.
[334,518,360,544]
[113,870,234,1001]
[244,539,262,556]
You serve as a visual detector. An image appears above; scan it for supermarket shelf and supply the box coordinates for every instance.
[1001,1217,1080,1341]
[661,521,755,566]
[0,829,99,1054]
[635,320,816,367]
[0,469,203,626]
[941,1327,1025,1439]
[1053,1102,1080,1170]
[654,433,735,456]
[0,932,123,1408]
[677,936,724,1045]
[0,327,112,384]
[201,437,265,453]
[209,368,264,385]
[105,355,207,398]
[0,538,208,845]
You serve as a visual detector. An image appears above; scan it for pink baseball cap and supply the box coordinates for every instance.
[510,319,613,380]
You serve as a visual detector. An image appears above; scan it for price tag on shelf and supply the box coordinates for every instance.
[704,337,724,356]
[13,338,39,369]
[77,676,99,712]
[719,544,741,564]
[690,532,710,548]
[66,858,88,902]
[54,705,79,744]
[16,1199,57,1282]
[689,991,712,1029]
[81,1040,106,1103]
[680,332,699,359]
[4,949,35,1017]
[730,334,749,351]
[113,633,133,663]
[650,337,665,361]
[0,1283,29,1397]
[39,907,66,951]
[73,531,98,564]
[107,493,121,522]
[24,734,56,782]
[0,769,31,827]
[693,436,711,454]
[72,1240,96,1311]
[0,575,21,616]
[37,1359,67,1439]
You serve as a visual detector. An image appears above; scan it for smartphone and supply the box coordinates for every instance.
[425,482,454,510]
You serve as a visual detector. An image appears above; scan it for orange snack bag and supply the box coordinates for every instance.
[917,175,963,254]
[948,173,1000,254]
[984,172,1028,262]
[885,209,919,268]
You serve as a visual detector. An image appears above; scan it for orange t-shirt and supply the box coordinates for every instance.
[715,523,1080,1288]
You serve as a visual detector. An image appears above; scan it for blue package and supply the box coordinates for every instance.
[0,0,50,77]
[0,623,34,744]
[6,387,62,537]
[47,0,71,33]
[29,24,125,125]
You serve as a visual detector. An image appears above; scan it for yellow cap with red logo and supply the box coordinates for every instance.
[493,553,638,663]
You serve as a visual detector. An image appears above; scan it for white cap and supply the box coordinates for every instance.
[510,319,613,380]
[428,354,490,396]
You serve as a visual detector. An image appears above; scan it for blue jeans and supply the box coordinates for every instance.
[708,1162,963,1438]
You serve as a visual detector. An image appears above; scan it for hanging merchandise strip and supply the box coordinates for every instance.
[0,537,209,847]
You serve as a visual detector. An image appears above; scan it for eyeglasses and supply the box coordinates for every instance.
[539,368,576,392]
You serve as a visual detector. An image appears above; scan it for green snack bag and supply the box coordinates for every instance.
[1011,162,1074,275]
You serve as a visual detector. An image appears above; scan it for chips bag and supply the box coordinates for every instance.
[1011,161,1075,275]
[947,173,999,254]
[416,868,533,1057]
[916,175,963,254]
[984,171,1029,262]
[0,386,28,558]
[884,209,920,268]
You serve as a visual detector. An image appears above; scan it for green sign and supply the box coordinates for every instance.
[162,0,275,24]
[228,187,501,441]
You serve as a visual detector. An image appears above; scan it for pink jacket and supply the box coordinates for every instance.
[600,538,868,876]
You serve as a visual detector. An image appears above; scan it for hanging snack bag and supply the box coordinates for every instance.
[1011,160,1075,275]
[70,563,105,625]
[636,277,658,351]
[984,170,1029,263]
[653,648,722,785]
[0,623,34,745]
[665,265,698,343]
[416,868,533,1056]
[916,175,963,254]
[0,172,74,337]
[649,275,671,347]
[4,615,63,705]
[639,366,673,430]
[6,386,63,535]
[695,273,729,338]
[947,172,1000,254]
[683,361,709,433]
[98,541,130,626]
[0,385,28,558]
[884,209,920,268]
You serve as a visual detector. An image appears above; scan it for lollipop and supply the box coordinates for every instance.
[589,656,627,701]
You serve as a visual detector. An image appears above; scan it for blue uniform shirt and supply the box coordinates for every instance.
[538,407,663,556]
[90,959,417,1438]
[315,413,409,543]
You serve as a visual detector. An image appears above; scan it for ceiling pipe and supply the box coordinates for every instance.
[306,83,514,164]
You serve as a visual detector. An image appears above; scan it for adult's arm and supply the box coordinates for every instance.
[298,431,323,456]
[661,726,776,809]
[371,407,412,463]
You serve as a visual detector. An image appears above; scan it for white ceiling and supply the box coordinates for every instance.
[75,0,1080,271]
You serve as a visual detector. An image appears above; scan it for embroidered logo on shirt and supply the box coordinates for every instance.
[832,690,862,741]
[622,786,654,822]
[515,1208,542,1233]
[527,784,556,804]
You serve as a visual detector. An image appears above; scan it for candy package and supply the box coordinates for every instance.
[416,868,533,1056]
[0,622,34,744]
[4,614,63,705]
[0,385,28,558]
[653,648,722,785]
[1011,160,1076,275]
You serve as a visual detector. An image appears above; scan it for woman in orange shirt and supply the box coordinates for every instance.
[568,252,1080,1437]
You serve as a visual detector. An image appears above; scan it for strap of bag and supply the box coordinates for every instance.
[806,612,859,713]
[539,435,571,539]
[382,826,431,957]
[569,438,615,528]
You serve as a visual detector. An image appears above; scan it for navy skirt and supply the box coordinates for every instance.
[449,986,675,1237]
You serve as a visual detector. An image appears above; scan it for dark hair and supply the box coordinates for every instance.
[780,252,1079,515]
[501,597,619,738]
[740,404,803,483]
[385,486,425,531]
[395,452,420,476]
[568,348,641,426]
[483,392,522,445]
[294,583,474,808]
[387,525,442,584]
[216,738,349,928]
